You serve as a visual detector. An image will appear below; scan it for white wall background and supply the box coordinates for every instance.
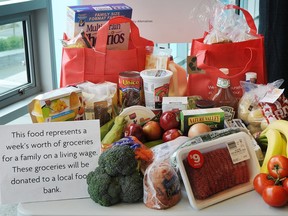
[51,0,208,86]
[78,0,205,43]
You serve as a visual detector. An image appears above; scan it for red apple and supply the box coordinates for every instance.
[124,123,145,142]
[159,111,180,131]
[142,121,162,141]
[162,128,182,142]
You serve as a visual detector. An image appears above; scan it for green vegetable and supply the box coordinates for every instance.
[87,166,121,206]
[87,145,143,206]
[101,116,127,146]
[100,118,115,141]
[144,139,163,148]
[99,144,138,176]
[119,171,143,203]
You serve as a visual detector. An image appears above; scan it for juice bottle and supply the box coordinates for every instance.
[168,56,188,96]
[211,68,238,119]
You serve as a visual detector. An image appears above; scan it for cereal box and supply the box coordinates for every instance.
[66,3,132,50]
[28,86,85,123]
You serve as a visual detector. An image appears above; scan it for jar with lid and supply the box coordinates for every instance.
[211,68,238,119]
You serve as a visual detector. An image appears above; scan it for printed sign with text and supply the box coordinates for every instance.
[0,120,100,204]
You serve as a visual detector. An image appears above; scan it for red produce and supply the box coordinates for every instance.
[162,129,182,142]
[253,173,275,195]
[262,185,288,207]
[159,111,180,131]
[124,123,145,142]
[267,155,288,179]
[143,121,162,141]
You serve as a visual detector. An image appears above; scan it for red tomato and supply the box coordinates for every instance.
[159,111,180,131]
[162,128,182,142]
[262,185,288,207]
[283,178,288,194]
[267,155,288,179]
[253,173,275,195]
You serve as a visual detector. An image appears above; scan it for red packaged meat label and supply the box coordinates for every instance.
[187,150,204,169]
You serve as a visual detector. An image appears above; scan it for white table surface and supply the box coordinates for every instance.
[17,190,288,216]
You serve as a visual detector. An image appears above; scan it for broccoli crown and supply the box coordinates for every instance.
[87,145,144,206]
[99,145,138,176]
[87,166,121,207]
[119,171,143,203]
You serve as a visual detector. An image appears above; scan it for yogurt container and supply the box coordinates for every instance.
[140,69,173,112]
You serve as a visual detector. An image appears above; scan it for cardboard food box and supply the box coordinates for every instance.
[28,86,85,123]
[66,3,132,49]
[180,108,225,135]
[162,96,188,113]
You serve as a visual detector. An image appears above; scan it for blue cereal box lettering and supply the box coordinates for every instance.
[66,3,132,50]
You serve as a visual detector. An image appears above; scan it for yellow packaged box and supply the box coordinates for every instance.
[28,86,85,123]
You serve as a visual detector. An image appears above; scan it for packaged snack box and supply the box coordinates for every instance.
[28,86,85,123]
[66,3,132,49]
[162,96,188,113]
[180,108,225,135]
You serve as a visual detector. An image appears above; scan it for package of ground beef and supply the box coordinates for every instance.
[176,131,260,210]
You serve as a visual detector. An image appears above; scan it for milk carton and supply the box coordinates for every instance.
[66,3,132,50]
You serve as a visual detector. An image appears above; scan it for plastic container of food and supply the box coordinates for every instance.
[28,86,85,123]
[176,131,260,210]
[119,105,155,125]
[140,69,173,112]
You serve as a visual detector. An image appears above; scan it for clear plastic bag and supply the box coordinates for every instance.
[76,81,118,126]
[145,46,172,69]
[143,161,181,210]
[238,79,285,134]
[61,30,92,48]
[189,0,258,44]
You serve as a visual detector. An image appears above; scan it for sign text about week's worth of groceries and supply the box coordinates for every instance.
[0,120,100,204]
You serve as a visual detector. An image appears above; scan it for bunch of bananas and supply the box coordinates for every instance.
[258,120,288,173]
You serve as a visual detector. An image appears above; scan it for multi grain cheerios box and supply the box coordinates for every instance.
[66,3,132,50]
[28,86,85,123]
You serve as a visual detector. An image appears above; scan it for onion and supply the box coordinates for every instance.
[188,123,211,138]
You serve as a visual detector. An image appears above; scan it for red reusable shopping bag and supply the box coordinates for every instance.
[187,5,267,100]
[60,16,154,87]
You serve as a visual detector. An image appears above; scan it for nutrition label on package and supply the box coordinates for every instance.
[226,138,250,164]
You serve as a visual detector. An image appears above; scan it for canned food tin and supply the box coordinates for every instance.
[119,71,144,108]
